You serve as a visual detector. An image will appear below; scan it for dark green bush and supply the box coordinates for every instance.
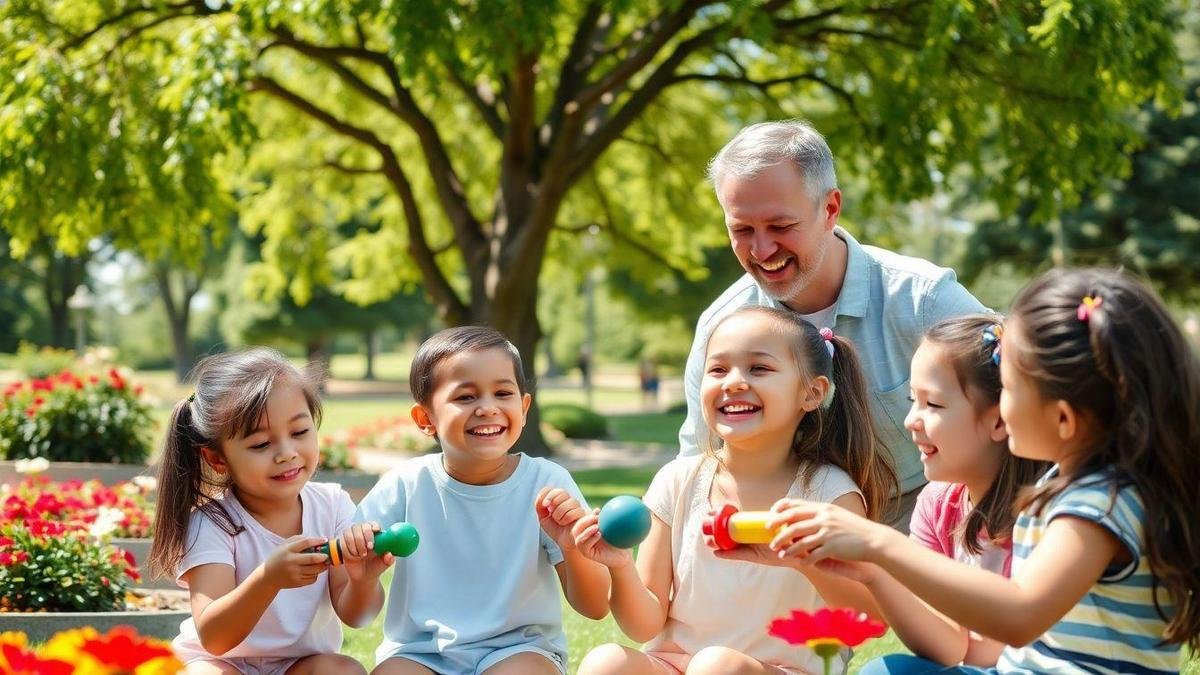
[541,404,608,439]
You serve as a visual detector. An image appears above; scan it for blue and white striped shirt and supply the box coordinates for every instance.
[998,467,1178,674]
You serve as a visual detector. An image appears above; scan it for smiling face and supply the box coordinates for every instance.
[700,312,827,453]
[202,381,319,507]
[904,341,1006,489]
[411,347,531,467]
[719,162,840,308]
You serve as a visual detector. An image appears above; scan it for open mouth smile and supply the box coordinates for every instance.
[467,425,506,437]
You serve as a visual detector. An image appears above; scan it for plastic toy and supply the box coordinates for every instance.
[307,522,420,565]
[702,504,778,550]
[598,495,651,549]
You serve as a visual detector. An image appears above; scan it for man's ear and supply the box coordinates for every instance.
[199,446,227,475]
[822,188,843,230]
[801,375,831,412]
[411,404,437,436]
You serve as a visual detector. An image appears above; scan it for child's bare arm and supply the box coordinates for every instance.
[327,522,391,628]
[187,535,328,655]
[537,487,611,620]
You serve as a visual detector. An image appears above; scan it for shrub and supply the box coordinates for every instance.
[321,416,436,465]
[2,476,155,539]
[12,343,76,380]
[0,520,139,612]
[541,404,608,439]
[0,369,154,463]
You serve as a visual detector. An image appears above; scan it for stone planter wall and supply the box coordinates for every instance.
[0,592,189,642]
[0,461,155,489]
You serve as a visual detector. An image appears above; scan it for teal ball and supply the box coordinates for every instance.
[598,495,651,549]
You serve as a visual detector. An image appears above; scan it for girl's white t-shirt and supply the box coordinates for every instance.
[644,455,861,674]
[171,481,356,661]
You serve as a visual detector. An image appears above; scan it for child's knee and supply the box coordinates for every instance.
[578,643,639,674]
[686,646,754,674]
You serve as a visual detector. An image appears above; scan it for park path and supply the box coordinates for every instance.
[354,438,677,474]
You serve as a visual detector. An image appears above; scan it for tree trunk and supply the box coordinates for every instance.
[306,334,333,394]
[363,329,377,381]
[154,267,198,384]
[38,244,88,349]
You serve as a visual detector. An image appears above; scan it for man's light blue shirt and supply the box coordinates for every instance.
[678,227,986,494]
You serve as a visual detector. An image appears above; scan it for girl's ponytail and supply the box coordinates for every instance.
[817,333,899,521]
[147,397,209,580]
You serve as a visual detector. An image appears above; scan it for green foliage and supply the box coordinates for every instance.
[0,369,154,463]
[0,521,136,612]
[12,343,76,379]
[541,404,608,440]
[961,13,1200,301]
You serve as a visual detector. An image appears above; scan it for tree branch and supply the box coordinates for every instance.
[322,160,383,176]
[267,27,487,255]
[64,0,197,51]
[440,57,505,139]
[246,75,468,323]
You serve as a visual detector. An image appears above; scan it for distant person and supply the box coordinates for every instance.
[148,348,373,674]
[638,357,660,410]
[575,308,895,675]
[356,326,610,674]
[680,120,985,528]
[577,346,592,389]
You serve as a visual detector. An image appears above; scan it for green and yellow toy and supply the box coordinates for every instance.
[307,522,420,565]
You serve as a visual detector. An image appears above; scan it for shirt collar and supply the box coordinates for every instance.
[832,226,869,318]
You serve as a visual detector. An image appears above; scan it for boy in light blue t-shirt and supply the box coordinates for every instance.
[354,326,611,674]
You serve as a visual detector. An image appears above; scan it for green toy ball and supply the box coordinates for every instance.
[598,495,651,549]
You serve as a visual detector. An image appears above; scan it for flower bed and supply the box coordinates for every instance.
[0,624,184,670]
[2,475,155,540]
[0,369,154,464]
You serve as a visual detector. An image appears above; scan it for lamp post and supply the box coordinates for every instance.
[582,225,601,410]
[66,284,93,354]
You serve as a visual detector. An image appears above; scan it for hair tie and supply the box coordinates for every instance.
[1077,295,1103,322]
[982,324,1003,365]
[819,327,835,357]
[187,392,196,403]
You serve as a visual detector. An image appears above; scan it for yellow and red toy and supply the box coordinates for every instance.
[702,504,778,550]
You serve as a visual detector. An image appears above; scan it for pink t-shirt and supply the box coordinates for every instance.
[172,481,356,661]
[909,481,1011,576]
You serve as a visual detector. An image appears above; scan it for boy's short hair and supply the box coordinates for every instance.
[409,326,528,405]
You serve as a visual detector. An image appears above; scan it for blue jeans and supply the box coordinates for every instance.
[860,655,998,674]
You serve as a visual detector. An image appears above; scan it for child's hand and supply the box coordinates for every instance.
[264,535,330,590]
[765,499,887,563]
[535,487,587,552]
[571,509,634,569]
[337,521,395,582]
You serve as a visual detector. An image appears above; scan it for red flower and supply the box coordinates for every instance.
[769,608,886,649]
[769,608,886,675]
[108,368,126,390]
[0,643,73,675]
[78,626,175,669]
[0,536,12,548]
[23,406,37,418]
[31,379,52,392]
[0,552,13,566]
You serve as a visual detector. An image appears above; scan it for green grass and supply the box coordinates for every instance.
[606,411,685,446]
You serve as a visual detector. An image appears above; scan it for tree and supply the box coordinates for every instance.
[960,10,1200,302]
[1,0,1183,450]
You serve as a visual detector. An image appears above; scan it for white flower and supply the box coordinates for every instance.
[132,475,157,492]
[14,457,50,475]
[121,483,141,497]
[89,506,125,540]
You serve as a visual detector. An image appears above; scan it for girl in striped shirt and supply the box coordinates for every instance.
[764,268,1200,674]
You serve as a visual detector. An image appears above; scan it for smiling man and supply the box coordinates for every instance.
[679,121,985,528]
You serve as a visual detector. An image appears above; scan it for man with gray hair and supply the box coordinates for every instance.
[678,120,985,529]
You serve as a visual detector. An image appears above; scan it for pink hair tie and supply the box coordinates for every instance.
[819,327,835,357]
[1077,296,1103,322]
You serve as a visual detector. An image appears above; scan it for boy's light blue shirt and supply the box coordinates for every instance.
[355,452,584,672]
[678,227,986,494]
